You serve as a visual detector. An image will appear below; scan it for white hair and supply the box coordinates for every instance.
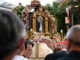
[66,25,80,43]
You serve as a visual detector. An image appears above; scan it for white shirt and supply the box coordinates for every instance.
[13,55,28,60]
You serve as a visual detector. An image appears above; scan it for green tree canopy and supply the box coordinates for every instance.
[45,2,69,34]
[14,5,24,18]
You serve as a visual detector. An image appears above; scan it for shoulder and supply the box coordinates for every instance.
[45,53,54,58]
[23,57,29,60]
[55,51,66,57]
[57,56,75,60]
[45,53,54,60]
[45,51,67,60]
[13,55,24,60]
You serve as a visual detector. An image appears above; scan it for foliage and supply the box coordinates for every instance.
[14,5,24,18]
[45,2,69,34]
[45,4,53,15]
[69,0,73,2]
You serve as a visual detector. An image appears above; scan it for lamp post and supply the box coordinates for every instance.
[52,30,54,39]
[60,29,63,40]
[30,28,33,40]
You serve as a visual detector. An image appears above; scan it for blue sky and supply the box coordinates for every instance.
[0,0,2,1]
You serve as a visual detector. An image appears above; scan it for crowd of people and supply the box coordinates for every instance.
[1,4,80,60]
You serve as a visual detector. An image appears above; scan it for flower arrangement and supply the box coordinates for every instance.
[32,33,65,52]
[52,34,62,52]
[14,5,24,18]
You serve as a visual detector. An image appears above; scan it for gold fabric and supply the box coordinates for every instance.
[30,43,53,60]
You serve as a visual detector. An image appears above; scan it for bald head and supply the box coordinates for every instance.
[66,25,80,45]
[43,39,51,43]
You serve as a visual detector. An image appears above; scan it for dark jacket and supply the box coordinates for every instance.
[45,51,66,60]
[58,51,80,60]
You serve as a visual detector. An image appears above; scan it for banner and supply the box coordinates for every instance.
[66,8,70,24]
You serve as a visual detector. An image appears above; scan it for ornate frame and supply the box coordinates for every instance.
[33,10,49,33]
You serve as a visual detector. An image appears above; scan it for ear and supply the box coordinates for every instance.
[67,38,71,53]
[16,37,26,49]
[18,43,25,56]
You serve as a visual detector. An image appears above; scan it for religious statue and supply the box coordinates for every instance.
[26,0,55,39]
[36,15,45,32]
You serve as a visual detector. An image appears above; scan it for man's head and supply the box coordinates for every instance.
[66,25,80,53]
[0,8,26,60]
[23,40,34,59]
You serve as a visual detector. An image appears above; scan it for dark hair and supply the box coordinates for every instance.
[0,8,25,58]
[25,40,34,49]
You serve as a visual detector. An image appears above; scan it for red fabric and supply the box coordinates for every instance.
[62,40,67,45]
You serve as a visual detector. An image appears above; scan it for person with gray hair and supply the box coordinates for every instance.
[0,8,26,60]
[43,38,51,48]
[58,25,80,60]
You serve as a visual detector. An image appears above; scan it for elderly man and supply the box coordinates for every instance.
[58,25,80,60]
[43,38,51,48]
[0,8,26,60]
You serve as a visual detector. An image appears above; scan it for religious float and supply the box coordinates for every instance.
[14,0,64,60]
[25,0,54,40]
[21,0,55,60]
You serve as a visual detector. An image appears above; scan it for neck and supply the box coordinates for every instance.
[69,45,80,53]
[2,49,18,60]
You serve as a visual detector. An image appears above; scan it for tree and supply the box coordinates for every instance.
[14,5,24,18]
[45,4,54,15]
[45,2,69,34]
